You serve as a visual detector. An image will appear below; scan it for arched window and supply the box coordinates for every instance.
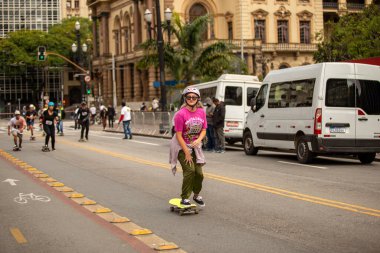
[123,13,132,53]
[189,3,208,40]
[279,63,290,69]
[113,17,121,55]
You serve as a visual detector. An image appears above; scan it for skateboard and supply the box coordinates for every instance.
[169,198,199,216]
[13,147,21,151]
[42,146,50,152]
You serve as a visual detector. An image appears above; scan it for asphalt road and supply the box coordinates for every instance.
[0,124,379,253]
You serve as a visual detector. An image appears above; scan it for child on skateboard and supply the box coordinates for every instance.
[170,87,207,207]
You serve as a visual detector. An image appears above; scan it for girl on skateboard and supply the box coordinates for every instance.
[170,87,207,207]
[41,102,58,151]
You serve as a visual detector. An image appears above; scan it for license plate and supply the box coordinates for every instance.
[330,127,346,133]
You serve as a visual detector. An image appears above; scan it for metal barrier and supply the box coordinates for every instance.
[0,113,14,119]
[130,111,175,136]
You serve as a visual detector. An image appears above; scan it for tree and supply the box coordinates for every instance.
[0,18,92,70]
[137,14,247,85]
[314,4,380,62]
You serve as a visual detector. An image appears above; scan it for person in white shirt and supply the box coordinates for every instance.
[89,104,97,124]
[152,98,159,112]
[118,102,132,139]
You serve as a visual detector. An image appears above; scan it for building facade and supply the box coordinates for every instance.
[0,0,62,108]
[87,0,379,106]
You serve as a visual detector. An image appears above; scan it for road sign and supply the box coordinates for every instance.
[84,75,91,83]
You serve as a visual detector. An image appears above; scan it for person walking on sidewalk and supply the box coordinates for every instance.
[25,105,37,140]
[100,106,108,130]
[170,87,207,207]
[74,105,81,130]
[41,102,58,151]
[8,110,27,151]
[107,104,115,128]
[204,97,216,151]
[212,98,226,153]
[55,102,65,136]
[90,104,97,125]
[78,102,90,142]
[118,102,132,139]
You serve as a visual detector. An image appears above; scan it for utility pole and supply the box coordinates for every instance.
[112,54,117,108]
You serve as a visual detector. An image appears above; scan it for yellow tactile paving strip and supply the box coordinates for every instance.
[0,149,184,252]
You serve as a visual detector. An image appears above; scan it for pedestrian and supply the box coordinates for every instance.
[140,102,147,111]
[74,105,81,130]
[8,110,26,151]
[152,98,159,112]
[212,97,226,153]
[107,104,115,128]
[41,102,58,151]
[118,102,132,139]
[78,102,90,142]
[100,106,108,130]
[90,104,96,125]
[169,87,207,207]
[55,102,65,136]
[204,97,216,151]
[25,104,37,140]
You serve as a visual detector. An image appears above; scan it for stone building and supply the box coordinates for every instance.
[87,0,379,106]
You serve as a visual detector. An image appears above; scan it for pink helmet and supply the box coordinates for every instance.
[182,87,200,97]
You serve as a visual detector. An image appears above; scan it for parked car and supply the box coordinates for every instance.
[244,63,380,164]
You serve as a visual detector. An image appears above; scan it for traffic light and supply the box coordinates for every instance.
[86,85,91,95]
[38,46,46,61]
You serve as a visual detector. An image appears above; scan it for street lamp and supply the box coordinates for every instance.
[144,4,172,111]
[164,8,172,44]
[144,9,153,40]
[72,21,88,102]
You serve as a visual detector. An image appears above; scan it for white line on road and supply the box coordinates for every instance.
[130,140,159,146]
[278,161,328,170]
[2,178,19,186]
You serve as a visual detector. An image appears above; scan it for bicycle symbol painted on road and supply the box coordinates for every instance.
[14,193,51,204]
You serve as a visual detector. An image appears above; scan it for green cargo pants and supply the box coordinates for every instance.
[178,150,204,199]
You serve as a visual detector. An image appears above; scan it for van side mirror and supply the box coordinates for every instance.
[250,98,257,112]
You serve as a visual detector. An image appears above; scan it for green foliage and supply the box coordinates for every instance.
[138,14,246,84]
[314,4,380,62]
[0,18,92,70]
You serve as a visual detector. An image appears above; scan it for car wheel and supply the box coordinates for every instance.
[358,153,376,164]
[243,131,258,155]
[296,136,314,164]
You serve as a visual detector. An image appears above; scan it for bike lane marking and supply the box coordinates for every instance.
[0,149,183,253]
[10,227,27,244]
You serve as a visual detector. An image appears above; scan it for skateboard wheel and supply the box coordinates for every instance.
[195,210,199,214]
[170,206,175,212]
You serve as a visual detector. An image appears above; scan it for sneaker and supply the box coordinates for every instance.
[193,196,205,207]
[216,150,225,154]
[180,199,191,206]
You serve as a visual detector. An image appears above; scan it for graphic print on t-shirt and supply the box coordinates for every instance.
[184,116,204,144]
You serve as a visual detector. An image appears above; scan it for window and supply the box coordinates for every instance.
[224,86,242,106]
[269,79,315,108]
[356,80,380,115]
[66,0,71,8]
[199,87,217,101]
[114,31,120,55]
[247,87,259,106]
[255,84,268,111]
[300,21,310,44]
[269,82,291,108]
[254,20,266,42]
[228,21,233,41]
[74,0,79,8]
[189,3,208,40]
[68,71,74,81]
[277,20,288,43]
[326,79,356,107]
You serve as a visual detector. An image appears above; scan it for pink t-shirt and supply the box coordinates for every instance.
[174,107,207,145]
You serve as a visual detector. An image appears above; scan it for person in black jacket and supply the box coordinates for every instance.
[78,102,90,141]
[107,104,116,128]
[212,98,226,153]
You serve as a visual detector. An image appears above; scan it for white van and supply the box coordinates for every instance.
[244,63,380,164]
[194,74,261,144]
